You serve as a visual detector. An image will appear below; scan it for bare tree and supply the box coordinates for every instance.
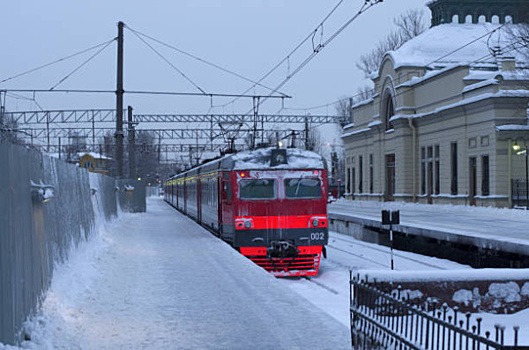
[0,114,25,144]
[506,23,529,61]
[335,86,375,126]
[395,8,428,41]
[357,9,428,78]
[335,98,352,127]
[134,131,161,182]
[356,85,375,101]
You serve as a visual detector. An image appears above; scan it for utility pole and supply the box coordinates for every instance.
[127,106,136,179]
[115,21,125,179]
[252,97,259,149]
[304,116,310,150]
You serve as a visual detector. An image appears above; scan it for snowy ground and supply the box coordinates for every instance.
[3,197,349,350]
[2,196,529,349]
[279,229,470,329]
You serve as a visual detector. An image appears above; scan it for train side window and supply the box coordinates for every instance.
[225,180,232,202]
[284,178,321,199]
[239,179,275,199]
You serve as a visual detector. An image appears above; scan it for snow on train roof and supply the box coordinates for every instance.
[228,147,326,170]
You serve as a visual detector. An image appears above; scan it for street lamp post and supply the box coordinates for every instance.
[513,142,529,210]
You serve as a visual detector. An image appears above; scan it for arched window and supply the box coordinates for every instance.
[384,93,395,131]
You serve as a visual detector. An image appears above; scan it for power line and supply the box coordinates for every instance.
[244,0,383,115]
[126,25,207,95]
[124,25,288,98]
[219,0,350,109]
[283,22,522,114]
[49,39,115,91]
[1,88,289,99]
[0,38,116,85]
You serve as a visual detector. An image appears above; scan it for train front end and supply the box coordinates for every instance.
[228,148,329,277]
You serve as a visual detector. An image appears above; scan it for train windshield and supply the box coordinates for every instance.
[239,179,276,199]
[284,178,321,199]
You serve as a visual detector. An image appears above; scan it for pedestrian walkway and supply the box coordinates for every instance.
[23,197,350,350]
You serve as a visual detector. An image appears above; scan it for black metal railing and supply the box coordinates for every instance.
[350,273,528,350]
[511,179,528,209]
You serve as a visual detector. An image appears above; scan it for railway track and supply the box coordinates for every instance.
[327,234,448,270]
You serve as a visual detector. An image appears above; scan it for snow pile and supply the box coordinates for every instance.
[452,282,529,314]
[452,288,481,308]
[488,282,522,304]
[522,282,529,297]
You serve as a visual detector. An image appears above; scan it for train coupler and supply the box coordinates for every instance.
[267,240,299,258]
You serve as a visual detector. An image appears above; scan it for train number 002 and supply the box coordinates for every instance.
[310,232,325,240]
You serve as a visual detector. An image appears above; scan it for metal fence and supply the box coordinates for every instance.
[0,141,119,345]
[511,179,528,209]
[350,273,528,350]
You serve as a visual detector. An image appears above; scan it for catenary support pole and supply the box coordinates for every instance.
[128,106,136,179]
[115,21,125,179]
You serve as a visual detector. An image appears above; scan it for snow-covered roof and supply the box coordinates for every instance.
[229,147,326,170]
[78,152,112,160]
[386,23,526,71]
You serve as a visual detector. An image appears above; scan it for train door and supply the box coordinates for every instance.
[219,172,234,241]
[197,177,202,224]
[183,178,187,214]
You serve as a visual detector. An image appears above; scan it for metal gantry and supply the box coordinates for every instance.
[4,109,339,165]
[6,109,337,125]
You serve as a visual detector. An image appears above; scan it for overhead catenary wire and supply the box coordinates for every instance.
[125,25,289,98]
[283,20,520,114]
[126,25,207,95]
[0,38,117,85]
[49,39,116,91]
[243,0,383,116]
[1,88,288,99]
[220,0,349,110]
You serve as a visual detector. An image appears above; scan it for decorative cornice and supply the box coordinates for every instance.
[427,0,529,27]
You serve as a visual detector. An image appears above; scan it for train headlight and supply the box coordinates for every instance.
[235,218,254,230]
[309,216,327,228]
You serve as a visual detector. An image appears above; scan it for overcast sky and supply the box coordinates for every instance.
[0,0,430,115]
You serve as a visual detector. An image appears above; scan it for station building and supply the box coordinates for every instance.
[342,0,529,208]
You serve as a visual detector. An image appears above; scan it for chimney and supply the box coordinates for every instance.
[500,56,516,72]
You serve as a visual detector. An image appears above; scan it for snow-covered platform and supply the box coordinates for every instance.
[329,200,529,256]
[21,197,350,349]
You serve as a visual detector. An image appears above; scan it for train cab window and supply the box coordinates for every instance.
[284,178,321,199]
[239,179,275,199]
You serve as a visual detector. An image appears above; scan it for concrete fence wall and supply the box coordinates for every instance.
[0,142,120,345]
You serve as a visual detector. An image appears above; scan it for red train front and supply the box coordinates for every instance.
[164,147,329,277]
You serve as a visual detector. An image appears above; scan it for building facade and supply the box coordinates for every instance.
[343,0,529,207]
[78,152,113,175]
